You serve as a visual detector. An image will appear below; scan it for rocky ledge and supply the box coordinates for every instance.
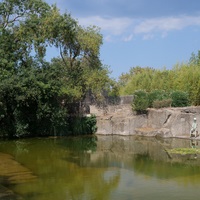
[90,104,200,138]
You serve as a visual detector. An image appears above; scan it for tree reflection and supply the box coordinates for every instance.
[1,136,200,200]
[0,137,120,200]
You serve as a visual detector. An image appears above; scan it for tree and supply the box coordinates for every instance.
[132,90,149,114]
[118,58,200,107]
[0,0,52,137]
[0,0,112,137]
[189,50,200,66]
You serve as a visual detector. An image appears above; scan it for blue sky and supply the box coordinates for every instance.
[45,0,200,79]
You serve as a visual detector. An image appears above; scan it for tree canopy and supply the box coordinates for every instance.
[118,53,200,106]
[0,0,113,137]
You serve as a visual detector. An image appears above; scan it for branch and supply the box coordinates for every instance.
[59,45,68,67]
[3,11,26,29]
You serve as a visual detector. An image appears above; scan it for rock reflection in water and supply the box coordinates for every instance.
[0,136,200,200]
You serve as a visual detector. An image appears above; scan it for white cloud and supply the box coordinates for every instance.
[79,16,133,35]
[78,15,200,42]
[104,35,113,42]
[143,34,154,40]
[123,34,133,42]
[134,15,200,34]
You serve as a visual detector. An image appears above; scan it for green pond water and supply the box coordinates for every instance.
[1,135,200,200]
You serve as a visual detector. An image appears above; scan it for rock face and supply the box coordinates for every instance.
[91,104,200,138]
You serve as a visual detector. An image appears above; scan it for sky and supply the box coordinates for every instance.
[45,0,200,79]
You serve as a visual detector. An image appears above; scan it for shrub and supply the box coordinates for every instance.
[132,90,189,114]
[84,114,98,134]
[69,114,97,135]
[152,99,172,108]
[170,91,189,107]
[132,90,149,114]
[148,90,169,107]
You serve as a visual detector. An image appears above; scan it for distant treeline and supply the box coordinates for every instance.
[118,51,200,106]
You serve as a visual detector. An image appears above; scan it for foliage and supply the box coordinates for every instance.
[118,53,200,106]
[152,99,172,109]
[132,90,149,114]
[148,90,169,107]
[68,115,97,135]
[168,148,200,155]
[0,0,112,137]
[189,50,200,66]
[132,89,189,112]
[170,91,189,107]
[119,66,155,94]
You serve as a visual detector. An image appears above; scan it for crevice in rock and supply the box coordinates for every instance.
[164,114,171,124]
[181,109,196,113]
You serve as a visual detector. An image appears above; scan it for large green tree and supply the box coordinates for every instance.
[0,0,112,137]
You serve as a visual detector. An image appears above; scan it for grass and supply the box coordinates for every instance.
[168,148,200,155]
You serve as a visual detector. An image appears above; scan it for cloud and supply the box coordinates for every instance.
[79,16,133,35]
[142,34,154,40]
[78,15,200,42]
[123,34,134,42]
[104,35,113,42]
[50,0,200,20]
[133,15,200,35]
[45,0,200,42]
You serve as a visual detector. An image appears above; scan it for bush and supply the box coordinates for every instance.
[148,90,169,107]
[132,90,149,114]
[132,89,190,114]
[152,99,172,108]
[170,91,189,107]
[68,114,97,135]
[84,114,98,134]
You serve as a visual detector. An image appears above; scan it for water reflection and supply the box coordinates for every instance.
[0,136,200,200]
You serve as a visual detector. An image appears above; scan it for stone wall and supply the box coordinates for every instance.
[90,95,133,117]
[91,104,200,138]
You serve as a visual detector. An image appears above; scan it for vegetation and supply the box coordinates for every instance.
[170,91,189,107]
[118,51,200,113]
[132,90,149,114]
[148,90,168,108]
[1,0,200,137]
[119,55,200,107]
[68,115,97,136]
[0,0,114,137]
[132,89,189,113]
[168,148,200,155]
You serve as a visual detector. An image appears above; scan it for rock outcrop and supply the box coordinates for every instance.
[91,104,200,138]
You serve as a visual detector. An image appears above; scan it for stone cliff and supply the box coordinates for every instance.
[90,104,200,138]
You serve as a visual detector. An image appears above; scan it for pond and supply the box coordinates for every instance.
[0,135,200,200]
